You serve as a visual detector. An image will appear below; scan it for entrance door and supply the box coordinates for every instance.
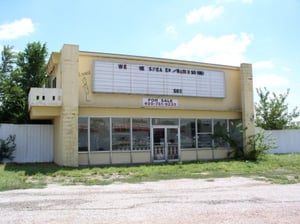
[153,127,179,161]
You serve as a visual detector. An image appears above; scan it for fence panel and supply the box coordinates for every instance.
[0,124,53,163]
[259,129,300,154]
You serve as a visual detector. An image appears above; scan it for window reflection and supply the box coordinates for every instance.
[197,119,212,148]
[213,119,228,147]
[229,119,243,148]
[112,118,130,150]
[77,117,243,152]
[180,119,195,148]
[78,117,88,152]
[132,118,150,150]
[90,118,110,151]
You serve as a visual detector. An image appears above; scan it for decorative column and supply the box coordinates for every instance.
[59,44,79,167]
[240,63,255,156]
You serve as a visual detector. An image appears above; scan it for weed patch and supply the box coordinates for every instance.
[1,154,299,191]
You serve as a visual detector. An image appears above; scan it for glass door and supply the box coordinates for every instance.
[153,128,165,161]
[153,127,179,161]
[167,128,179,160]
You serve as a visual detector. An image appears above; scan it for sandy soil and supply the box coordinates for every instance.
[0,177,299,224]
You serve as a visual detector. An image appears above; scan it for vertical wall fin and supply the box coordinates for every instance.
[240,63,255,156]
[55,44,79,167]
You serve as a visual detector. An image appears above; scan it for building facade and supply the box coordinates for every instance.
[28,44,254,167]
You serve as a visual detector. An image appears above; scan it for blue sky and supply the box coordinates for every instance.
[1,0,300,114]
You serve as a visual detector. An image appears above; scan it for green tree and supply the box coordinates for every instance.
[17,42,48,95]
[255,87,300,130]
[0,42,48,123]
[0,75,26,123]
[16,42,48,123]
[0,45,15,75]
[0,45,26,123]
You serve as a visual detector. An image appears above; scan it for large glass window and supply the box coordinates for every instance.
[90,118,110,151]
[213,119,228,147]
[197,119,212,148]
[78,117,88,152]
[180,119,196,148]
[229,119,243,148]
[78,117,241,152]
[132,118,150,150]
[112,118,130,150]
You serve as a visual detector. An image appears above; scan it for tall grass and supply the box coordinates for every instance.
[0,154,299,191]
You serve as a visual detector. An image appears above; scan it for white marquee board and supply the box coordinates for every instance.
[93,60,226,98]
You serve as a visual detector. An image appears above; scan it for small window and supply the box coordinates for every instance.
[78,118,88,152]
[152,118,178,125]
[52,77,57,88]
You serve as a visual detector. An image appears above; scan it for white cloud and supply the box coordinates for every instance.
[162,32,252,66]
[254,73,289,89]
[0,18,35,40]
[253,60,273,69]
[186,5,224,24]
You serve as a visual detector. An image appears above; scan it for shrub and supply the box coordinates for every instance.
[214,126,276,161]
[0,135,16,162]
[245,131,276,161]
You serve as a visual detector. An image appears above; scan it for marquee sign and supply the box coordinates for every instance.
[93,60,225,98]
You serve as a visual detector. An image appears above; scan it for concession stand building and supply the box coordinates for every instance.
[28,44,254,167]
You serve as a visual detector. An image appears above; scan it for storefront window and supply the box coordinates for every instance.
[79,117,240,153]
[229,119,243,148]
[78,117,88,152]
[197,119,212,148]
[213,119,228,147]
[180,119,196,148]
[132,118,150,150]
[90,118,110,151]
[112,118,131,150]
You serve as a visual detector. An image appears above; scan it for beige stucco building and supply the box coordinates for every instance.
[28,44,254,167]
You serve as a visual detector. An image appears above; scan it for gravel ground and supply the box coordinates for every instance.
[0,177,299,224]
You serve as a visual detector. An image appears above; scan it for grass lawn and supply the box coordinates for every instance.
[0,154,299,192]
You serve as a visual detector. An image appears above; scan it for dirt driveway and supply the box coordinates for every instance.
[0,177,299,224]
